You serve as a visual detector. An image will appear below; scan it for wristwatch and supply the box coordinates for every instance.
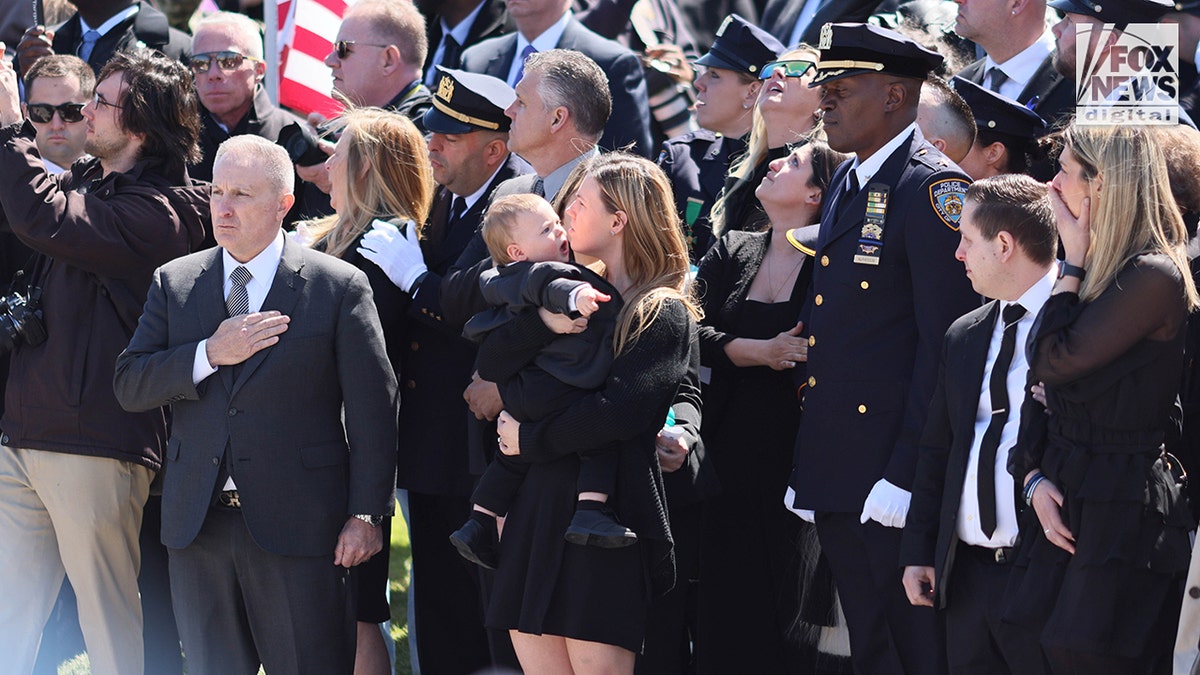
[1058,261,1086,281]
[352,514,384,527]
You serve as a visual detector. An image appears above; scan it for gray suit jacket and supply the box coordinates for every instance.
[114,239,399,556]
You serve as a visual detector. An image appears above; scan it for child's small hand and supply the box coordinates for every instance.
[575,284,611,318]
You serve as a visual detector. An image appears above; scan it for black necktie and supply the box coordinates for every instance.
[441,34,462,71]
[987,67,1009,93]
[449,196,467,226]
[836,171,860,218]
[532,177,546,198]
[226,266,252,317]
[978,302,1027,537]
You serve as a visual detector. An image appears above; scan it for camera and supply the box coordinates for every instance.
[278,122,330,167]
[0,287,47,355]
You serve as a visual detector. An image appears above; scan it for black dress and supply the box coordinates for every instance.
[693,229,814,671]
[478,298,697,652]
[1004,253,1194,665]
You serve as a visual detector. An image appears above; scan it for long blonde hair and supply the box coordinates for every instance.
[308,108,434,258]
[710,45,820,236]
[586,153,702,353]
[1060,124,1198,309]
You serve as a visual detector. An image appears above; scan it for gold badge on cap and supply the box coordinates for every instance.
[437,75,455,103]
[819,24,833,50]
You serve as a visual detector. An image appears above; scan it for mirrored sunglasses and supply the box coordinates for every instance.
[334,40,391,59]
[190,51,253,74]
[26,102,86,124]
[759,60,816,80]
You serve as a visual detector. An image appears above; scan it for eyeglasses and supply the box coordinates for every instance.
[91,93,123,111]
[26,102,87,124]
[190,51,256,75]
[333,40,391,60]
[759,60,816,80]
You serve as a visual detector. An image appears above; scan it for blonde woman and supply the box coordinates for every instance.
[489,153,701,673]
[1006,124,1199,674]
[306,106,433,675]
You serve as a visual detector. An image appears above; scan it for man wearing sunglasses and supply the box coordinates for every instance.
[0,47,209,675]
[22,54,93,174]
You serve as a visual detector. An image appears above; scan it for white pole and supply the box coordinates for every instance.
[264,0,279,106]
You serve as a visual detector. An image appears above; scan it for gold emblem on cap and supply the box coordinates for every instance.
[437,75,455,103]
[716,15,732,37]
[819,23,833,50]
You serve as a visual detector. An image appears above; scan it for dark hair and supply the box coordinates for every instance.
[524,49,612,140]
[806,138,851,198]
[1153,125,1200,236]
[98,48,202,175]
[974,129,1038,176]
[964,174,1057,266]
[23,54,95,94]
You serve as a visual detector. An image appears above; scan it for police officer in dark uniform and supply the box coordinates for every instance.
[788,23,980,675]
[658,14,783,262]
[950,76,1048,180]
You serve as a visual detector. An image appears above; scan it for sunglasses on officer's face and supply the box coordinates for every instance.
[189,51,256,75]
[26,102,87,124]
[759,60,816,80]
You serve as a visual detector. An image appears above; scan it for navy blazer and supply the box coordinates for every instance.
[790,128,980,513]
[459,16,655,158]
[114,240,399,557]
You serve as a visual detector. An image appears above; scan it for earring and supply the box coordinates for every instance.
[610,229,616,237]
[743,103,750,109]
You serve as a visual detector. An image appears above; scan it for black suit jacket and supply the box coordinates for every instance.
[114,239,399,557]
[956,54,1074,130]
[396,154,529,495]
[790,128,980,512]
[420,0,514,73]
[760,0,891,46]
[49,1,191,74]
[899,300,1026,609]
[459,16,655,158]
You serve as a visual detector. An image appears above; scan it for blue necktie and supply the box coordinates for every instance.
[513,44,537,86]
[79,29,100,63]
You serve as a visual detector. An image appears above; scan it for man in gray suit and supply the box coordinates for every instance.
[114,135,398,675]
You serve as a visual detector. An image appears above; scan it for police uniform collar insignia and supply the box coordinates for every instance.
[855,183,888,265]
[929,179,969,231]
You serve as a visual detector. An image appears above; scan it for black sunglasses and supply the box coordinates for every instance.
[190,50,255,75]
[26,102,86,124]
[334,40,391,60]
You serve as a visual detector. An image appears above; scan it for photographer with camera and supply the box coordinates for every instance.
[0,46,208,675]
[188,12,330,230]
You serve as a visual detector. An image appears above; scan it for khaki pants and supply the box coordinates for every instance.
[0,446,152,675]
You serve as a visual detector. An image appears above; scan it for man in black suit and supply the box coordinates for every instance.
[357,68,528,674]
[113,135,398,675]
[952,0,1072,131]
[900,174,1057,675]
[458,0,654,157]
[789,23,979,675]
[760,0,892,47]
[421,0,513,85]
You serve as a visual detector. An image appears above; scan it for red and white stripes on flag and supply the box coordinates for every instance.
[274,0,351,118]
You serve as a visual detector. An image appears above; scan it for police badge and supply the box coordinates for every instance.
[929,179,969,231]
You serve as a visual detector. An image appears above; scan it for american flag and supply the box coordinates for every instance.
[274,0,350,118]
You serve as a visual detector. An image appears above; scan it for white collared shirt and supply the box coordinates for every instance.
[982,30,1054,104]
[79,4,140,39]
[847,121,919,191]
[956,268,1056,547]
[424,1,488,86]
[507,10,572,86]
[191,230,285,386]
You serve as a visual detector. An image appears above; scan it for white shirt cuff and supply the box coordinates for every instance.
[192,340,217,385]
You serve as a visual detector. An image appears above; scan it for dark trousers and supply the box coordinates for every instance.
[168,507,355,675]
[815,511,946,675]
[472,451,619,516]
[943,546,1049,675]
[407,491,494,675]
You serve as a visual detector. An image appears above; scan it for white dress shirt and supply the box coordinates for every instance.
[507,10,572,86]
[79,4,140,40]
[846,121,919,191]
[956,268,1056,547]
[981,30,1054,104]
[424,1,487,86]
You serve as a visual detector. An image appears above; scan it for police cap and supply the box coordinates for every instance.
[424,67,515,134]
[809,23,944,86]
[695,14,784,76]
[1047,0,1174,25]
[951,76,1047,142]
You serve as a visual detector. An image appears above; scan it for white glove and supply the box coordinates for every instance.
[357,219,428,293]
[783,486,816,523]
[859,478,911,529]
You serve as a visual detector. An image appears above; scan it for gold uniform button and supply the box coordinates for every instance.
[858,404,867,413]
[410,341,420,351]
[860,281,869,290]
[406,380,417,390]
[814,294,823,306]
[808,376,816,387]
[808,336,816,347]
[820,255,829,267]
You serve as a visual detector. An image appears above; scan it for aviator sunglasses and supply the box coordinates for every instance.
[26,102,86,124]
[759,60,816,80]
[190,50,257,75]
[333,40,392,59]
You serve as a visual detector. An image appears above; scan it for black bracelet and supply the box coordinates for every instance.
[1058,261,1086,281]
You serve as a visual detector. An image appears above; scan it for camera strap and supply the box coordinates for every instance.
[10,252,48,297]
